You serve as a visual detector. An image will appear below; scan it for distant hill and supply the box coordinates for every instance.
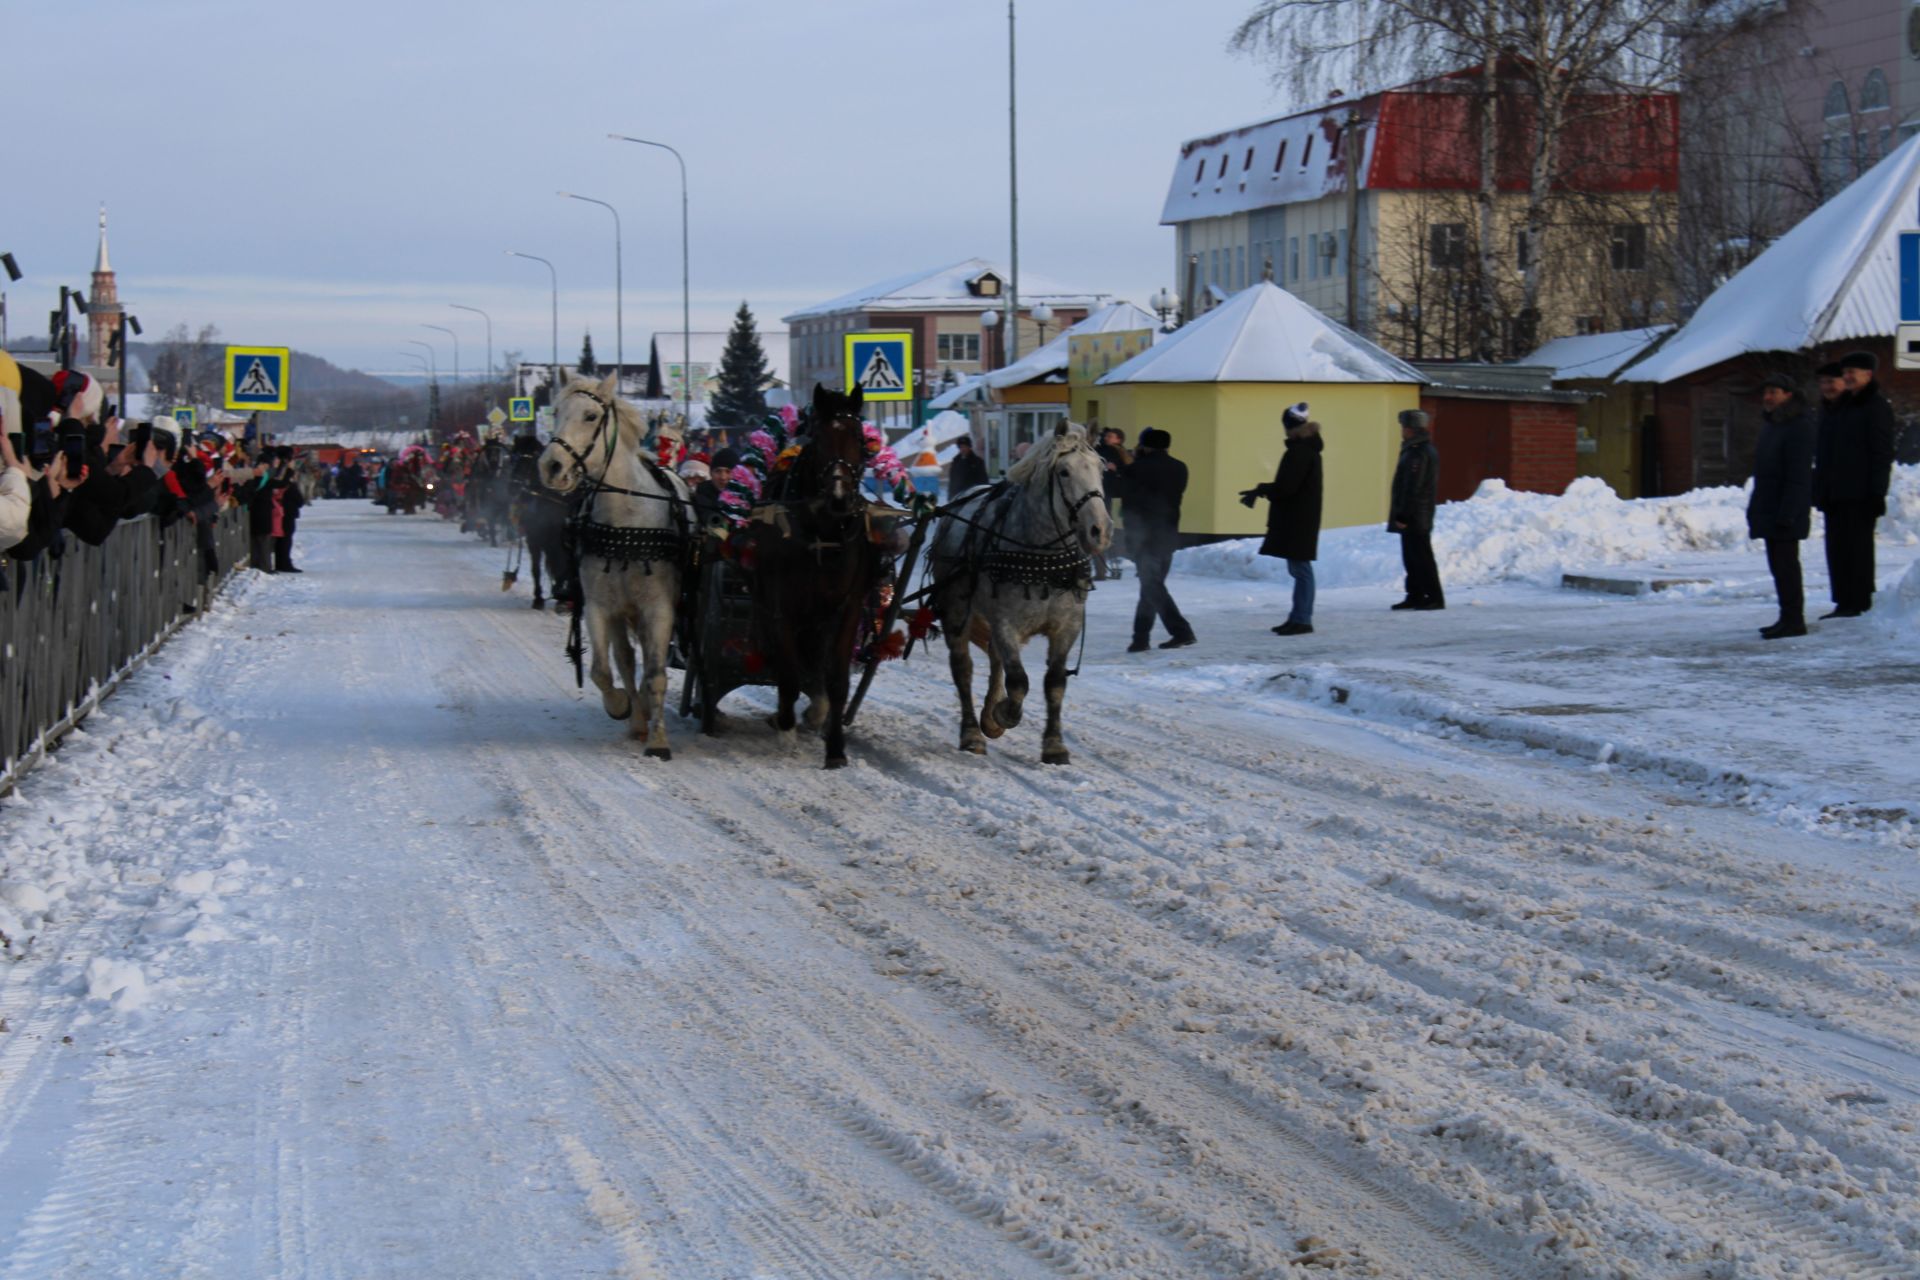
[127,343,397,398]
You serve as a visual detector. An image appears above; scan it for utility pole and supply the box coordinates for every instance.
[1006,0,1020,364]
[1344,111,1361,333]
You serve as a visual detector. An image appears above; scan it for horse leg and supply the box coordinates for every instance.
[529,544,546,610]
[940,590,986,753]
[978,621,1010,740]
[1040,622,1075,766]
[612,613,641,736]
[988,619,1028,735]
[587,605,631,721]
[638,585,676,760]
[822,608,858,770]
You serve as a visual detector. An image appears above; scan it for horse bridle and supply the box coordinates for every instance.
[1047,453,1105,552]
[547,385,620,485]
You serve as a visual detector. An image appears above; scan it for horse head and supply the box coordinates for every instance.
[1010,421,1111,557]
[802,383,867,514]
[538,371,621,493]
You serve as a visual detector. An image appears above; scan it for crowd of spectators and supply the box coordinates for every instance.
[1,358,315,589]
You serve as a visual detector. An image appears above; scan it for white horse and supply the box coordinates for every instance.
[927,422,1112,764]
[538,373,693,759]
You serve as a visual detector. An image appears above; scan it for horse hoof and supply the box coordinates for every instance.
[824,755,848,770]
[995,701,1024,731]
[531,599,545,611]
[644,746,672,761]
[1042,747,1071,766]
[980,709,1006,740]
[960,739,987,755]
[604,694,633,721]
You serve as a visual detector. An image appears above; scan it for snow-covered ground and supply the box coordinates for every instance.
[1,502,1917,1278]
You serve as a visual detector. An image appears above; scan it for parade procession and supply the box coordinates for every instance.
[6,2,1920,1277]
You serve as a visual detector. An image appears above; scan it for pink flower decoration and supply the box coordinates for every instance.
[862,422,885,450]
[747,430,778,459]
[728,467,762,498]
[779,404,799,429]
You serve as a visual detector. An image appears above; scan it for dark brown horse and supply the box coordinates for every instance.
[748,384,883,768]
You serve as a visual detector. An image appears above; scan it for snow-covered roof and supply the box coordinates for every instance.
[1523,326,1673,382]
[983,300,1161,390]
[927,373,988,410]
[891,410,974,457]
[1162,108,1375,226]
[647,331,790,384]
[1096,282,1421,386]
[1626,131,1920,383]
[782,258,1109,322]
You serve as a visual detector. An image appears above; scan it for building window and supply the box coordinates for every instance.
[1337,229,1348,276]
[1610,223,1647,271]
[1289,236,1300,280]
[1329,129,1342,161]
[1308,235,1319,280]
[936,333,980,363]
[1862,68,1890,112]
[1574,315,1605,335]
[1218,154,1230,178]
[1243,147,1255,171]
[1429,223,1468,269]
[1193,159,1204,183]
[1235,245,1247,289]
[1274,139,1288,171]
[1210,248,1221,285]
[1825,80,1851,122]
[1514,227,1535,271]
[1300,135,1314,167]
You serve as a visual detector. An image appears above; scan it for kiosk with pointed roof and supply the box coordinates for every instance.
[1090,282,1423,538]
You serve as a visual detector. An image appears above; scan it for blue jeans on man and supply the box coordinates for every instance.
[1286,559,1315,625]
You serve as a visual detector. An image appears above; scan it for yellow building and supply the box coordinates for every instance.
[1083,282,1423,539]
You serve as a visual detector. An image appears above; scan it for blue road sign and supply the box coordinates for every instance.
[844,331,914,402]
[225,346,291,411]
[1901,232,1920,323]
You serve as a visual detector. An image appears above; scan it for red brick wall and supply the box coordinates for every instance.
[1506,402,1578,495]
[1423,395,1577,500]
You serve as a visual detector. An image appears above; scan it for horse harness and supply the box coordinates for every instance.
[949,467,1100,602]
[552,384,691,576]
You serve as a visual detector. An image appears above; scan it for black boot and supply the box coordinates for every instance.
[1762,618,1807,639]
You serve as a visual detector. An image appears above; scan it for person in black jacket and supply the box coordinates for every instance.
[1814,351,1898,617]
[1748,374,1815,639]
[1389,409,1444,610]
[1242,403,1324,635]
[271,448,307,572]
[1118,427,1195,651]
[1091,426,1129,579]
[947,436,990,495]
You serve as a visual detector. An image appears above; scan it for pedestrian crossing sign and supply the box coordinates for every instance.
[172,406,196,433]
[223,346,291,412]
[509,396,535,422]
[844,331,914,402]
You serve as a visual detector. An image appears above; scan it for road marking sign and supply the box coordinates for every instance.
[509,396,535,422]
[172,407,196,432]
[1901,232,1920,323]
[224,346,291,411]
[844,331,914,402]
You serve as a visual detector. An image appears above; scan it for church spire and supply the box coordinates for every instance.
[94,205,111,275]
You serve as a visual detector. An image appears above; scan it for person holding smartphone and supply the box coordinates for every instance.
[0,426,31,553]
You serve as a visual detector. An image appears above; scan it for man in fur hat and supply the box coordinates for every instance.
[1118,427,1195,651]
[1813,352,1897,617]
[1749,374,1815,638]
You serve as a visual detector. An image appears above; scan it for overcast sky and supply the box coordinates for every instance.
[13,0,1289,376]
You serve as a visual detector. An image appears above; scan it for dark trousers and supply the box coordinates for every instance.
[275,532,296,570]
[250,534,275,572]
[1823,502,1879,611]
[1132,545,1192,642]
[1399,530,1444,605]
[1764,536,1803,623]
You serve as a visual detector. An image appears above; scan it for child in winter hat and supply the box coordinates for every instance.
[1283,402,1310,429]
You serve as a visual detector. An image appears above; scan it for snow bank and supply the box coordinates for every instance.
[1180,464,1920,590]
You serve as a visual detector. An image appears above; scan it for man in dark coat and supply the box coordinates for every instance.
[947,436,990,495]
[1814,351,1898,617]
[1091,426,1129,578]
[1748,373,1815,638]
[1389,409,1444,610]
[1118,427,1195,651]
[1242,403,1324,635]
[692,447,739,526]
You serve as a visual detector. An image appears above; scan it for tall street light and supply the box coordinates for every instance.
[506,249,559,395]
[406,339,439,433]
[423,322,459,393]
[1006,0,1021,363]
[609,133,690,428]
[449,303,493,407]
[398,351,431,430]
[558,191,623,379]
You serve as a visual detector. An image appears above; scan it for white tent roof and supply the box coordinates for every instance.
[1096,282,1421,385]
[1523,325,1673,381]
[782,258,1109,322]
[1627,131,1920,383]
[983,300,1161,390]
[927,373,988,410]
[891,410,975,457]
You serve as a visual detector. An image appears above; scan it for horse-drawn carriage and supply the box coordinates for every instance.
[535,373,1111,768]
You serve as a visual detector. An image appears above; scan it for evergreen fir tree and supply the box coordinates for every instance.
[708,301,771,427]
[578,331,598,375]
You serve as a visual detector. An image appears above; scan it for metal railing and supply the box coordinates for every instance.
[1,510,250,793]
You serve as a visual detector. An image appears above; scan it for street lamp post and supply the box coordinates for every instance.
[449,303,494,408]
[979,308,1000,372]
[405,339,439,433]
[506,250,560,397]
[423,324,459,420]
[609,134,690,429]
[1006,0,1020,364]
[558,191,623,379]
[1150,286,1180,332]
[1031,302,1053,346]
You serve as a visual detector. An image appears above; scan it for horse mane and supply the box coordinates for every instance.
[1005,422,1096,487]
[557,375,647,444]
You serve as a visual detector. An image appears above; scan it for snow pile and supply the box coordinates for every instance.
[0,695,273,1012]
[1876,560,1920,642]
[1181,464,1920,590]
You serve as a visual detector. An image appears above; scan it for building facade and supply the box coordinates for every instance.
[1161,68,1680,361]
[783,259,1106,425]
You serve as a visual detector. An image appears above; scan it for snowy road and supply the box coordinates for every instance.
[3,504,1918,1278]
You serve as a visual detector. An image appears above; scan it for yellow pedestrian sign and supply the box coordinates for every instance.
[844,331,914,402]
[509,396,535,422]
[224,346,291,412]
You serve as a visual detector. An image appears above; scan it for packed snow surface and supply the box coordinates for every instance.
[1,505,1917,1278]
